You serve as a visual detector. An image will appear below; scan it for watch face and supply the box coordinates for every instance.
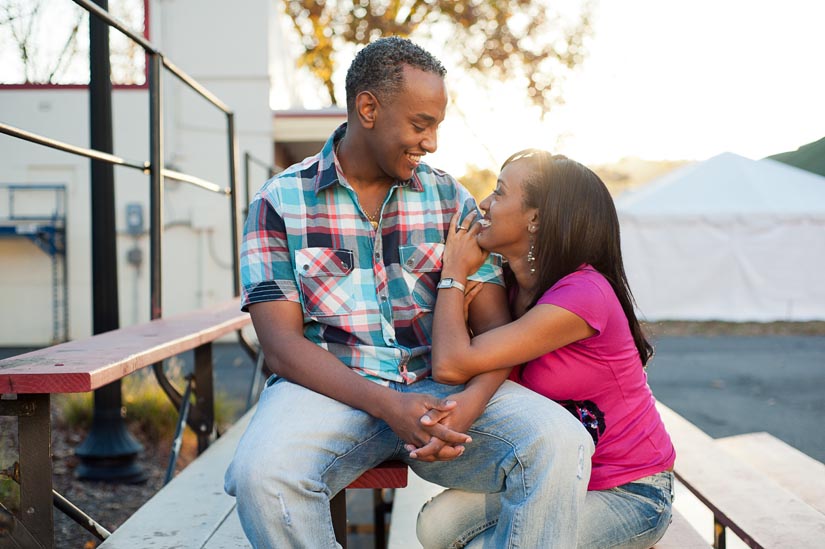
[438,278,454,288]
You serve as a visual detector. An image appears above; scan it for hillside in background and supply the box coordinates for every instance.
[767,136,825,178]
[592,157,691,196]
[459,158,691,202]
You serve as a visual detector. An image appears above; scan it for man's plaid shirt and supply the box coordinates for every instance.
[241,124,503,384]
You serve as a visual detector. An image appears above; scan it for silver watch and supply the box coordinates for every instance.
[437,278,466,292]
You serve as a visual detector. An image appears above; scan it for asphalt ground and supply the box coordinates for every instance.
[645,334,825,462]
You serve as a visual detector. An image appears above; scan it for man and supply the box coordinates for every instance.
[225,36,591,547]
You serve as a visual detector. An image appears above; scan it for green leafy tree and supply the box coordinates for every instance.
[282,0,595,116]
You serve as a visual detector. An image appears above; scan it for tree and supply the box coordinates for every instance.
[0,0,145,85]
[282,0,595,116]
[459,164,497,202]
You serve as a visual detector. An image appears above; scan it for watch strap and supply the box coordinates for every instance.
[437,278,466,293]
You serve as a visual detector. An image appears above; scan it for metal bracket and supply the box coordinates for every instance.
[0,502,46,548]
[0,398,37,417]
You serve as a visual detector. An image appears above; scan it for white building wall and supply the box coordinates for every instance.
[0,0,272,346]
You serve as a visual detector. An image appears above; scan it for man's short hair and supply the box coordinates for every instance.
[345,36,446,112]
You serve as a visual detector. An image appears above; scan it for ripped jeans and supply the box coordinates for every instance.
[417,470,675,549]
[224,378,593,548]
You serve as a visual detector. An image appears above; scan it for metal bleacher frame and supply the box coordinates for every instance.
[0,183,68,343]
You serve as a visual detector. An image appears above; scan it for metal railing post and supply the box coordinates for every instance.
[227,113,241,299]
[148,51,163,321]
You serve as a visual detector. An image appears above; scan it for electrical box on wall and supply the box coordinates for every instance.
[126,203,144,235]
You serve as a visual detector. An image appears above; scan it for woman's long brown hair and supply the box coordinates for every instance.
[503,149,654,366]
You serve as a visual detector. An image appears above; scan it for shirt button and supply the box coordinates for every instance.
[388,338,395,344]
[302,264,309,271]
[375,252,381,261]
[381,295,388,302]
[406,259,414,266]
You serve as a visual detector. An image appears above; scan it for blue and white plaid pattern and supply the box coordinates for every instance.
[241,124,503,384]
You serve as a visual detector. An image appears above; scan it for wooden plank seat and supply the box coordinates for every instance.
[388,402,825,548]
[0,299,251,548]
[0,299,250,395]
[0,295,409,548]
[386,468,709,549]
[657,402,825,547]
[332,460,408,548]
[97,401,406,548]
[716,431,825,515]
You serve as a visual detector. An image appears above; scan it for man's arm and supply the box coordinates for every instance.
[249,300,470,452]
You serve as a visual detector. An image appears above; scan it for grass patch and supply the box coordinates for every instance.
[55,357,240,445]
[0,421,20,513]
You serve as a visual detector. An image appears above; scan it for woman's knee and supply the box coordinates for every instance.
[417,491,452,549]
[417,489,497,549]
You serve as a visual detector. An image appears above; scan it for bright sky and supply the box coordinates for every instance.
[426,0,825,174]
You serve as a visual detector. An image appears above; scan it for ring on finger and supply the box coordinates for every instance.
[457,225,469,231]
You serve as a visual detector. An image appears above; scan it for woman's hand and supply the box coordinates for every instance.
[443,211,489,280]
[463,282,483,326]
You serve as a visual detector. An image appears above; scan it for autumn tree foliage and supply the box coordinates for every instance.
[459,164,498,202]
[282,0,595,116]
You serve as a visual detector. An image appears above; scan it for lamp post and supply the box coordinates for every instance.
[74,0,145,483]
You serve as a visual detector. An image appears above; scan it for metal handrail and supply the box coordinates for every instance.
[71,0,232,113]
[61,3,251,437]
[71,0,156,54]
[162,57,232,114]
[0,122,233,196]
[0,3,256,546]
[0,122,148,172]
[163,168,230,194]
[62,0,245,317]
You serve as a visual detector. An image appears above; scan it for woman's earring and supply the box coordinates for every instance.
[527,237,536,274]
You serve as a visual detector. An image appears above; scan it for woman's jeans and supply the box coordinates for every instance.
[417,470,675,549]
[224,377,594,548]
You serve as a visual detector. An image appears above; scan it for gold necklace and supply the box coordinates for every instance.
[335,139,382,230]
[364,204,381,230]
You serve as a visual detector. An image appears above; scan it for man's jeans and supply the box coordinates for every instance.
[417,470,675,548]
[224,377,593,548]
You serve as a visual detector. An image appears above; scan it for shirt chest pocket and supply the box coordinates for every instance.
[296,248,355,317]
[399,242,444,313]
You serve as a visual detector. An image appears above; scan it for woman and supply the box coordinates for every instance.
[417,150,676,548]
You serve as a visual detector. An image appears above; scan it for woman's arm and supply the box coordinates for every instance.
[431,214,595,384]
[433,297,594,383]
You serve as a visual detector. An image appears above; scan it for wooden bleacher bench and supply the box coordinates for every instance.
[657,402,825,547]
[4,301,823,549]
[97,406,406,548]
[387,403,825,549]
[0,299,251,548]
[716,431,825,516]
[98,406,256,548]
[387,471,708,549]
[0,298,406,548]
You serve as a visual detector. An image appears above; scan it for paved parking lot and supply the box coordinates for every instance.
[645,334,825,462]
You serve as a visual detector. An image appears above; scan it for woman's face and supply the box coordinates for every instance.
[476,160,538,260]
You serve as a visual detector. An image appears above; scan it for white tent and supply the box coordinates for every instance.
[616,152,825,322]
